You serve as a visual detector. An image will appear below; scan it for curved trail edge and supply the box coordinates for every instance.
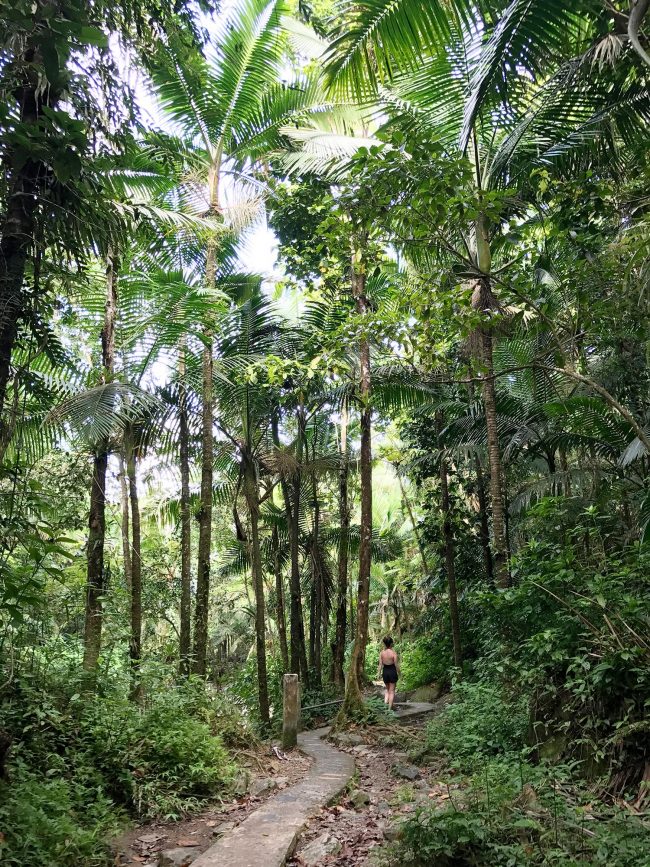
[192,703,435,867]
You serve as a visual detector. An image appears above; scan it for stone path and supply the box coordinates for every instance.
[191,727,354,867]
[191,703,436,867]
[392,701,436,723]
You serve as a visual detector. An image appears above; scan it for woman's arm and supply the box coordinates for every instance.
[377,651,383,678]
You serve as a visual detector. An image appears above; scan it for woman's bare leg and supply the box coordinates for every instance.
[384,684,389,704]
[388,683,396,709]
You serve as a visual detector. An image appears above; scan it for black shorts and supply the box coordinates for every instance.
[382,664,398,685]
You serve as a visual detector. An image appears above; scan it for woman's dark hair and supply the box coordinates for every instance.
[382,635,394,648]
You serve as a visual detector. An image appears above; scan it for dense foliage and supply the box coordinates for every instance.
[1,0,649,864]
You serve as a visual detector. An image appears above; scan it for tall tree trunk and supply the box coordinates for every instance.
[395,466,429,574]
[333,403,349,687]
[178,343,192,676]
[273,412,309,681]
[292,407,310,681]
[119,453,132,593]
[127,442,142,702]
[290,471,309,682]
[437,416,462,670]
[272,526,289,672]
[192,234,216,676]
[472,267,509,588]
[342,266,372,716]
[0,42,61,433]
[82,251,118,673]
[244,458,270,727]
[321,564,328,681]
[83,452,109,673]
[309,579,316,670]
[479,326,509,587]
[560,449,571,498]
[471,146,509,587]
[311,472,322,688]
[474,453,493,583]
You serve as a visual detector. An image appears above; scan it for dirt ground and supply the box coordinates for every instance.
[288,720,457,867]
[112,746,313,865]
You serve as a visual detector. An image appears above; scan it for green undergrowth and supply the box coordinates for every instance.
[0,663,245,866]
[387,526,650,866]
[389,680,650,866]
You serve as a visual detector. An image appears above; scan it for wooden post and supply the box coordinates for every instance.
[282,673,300,749]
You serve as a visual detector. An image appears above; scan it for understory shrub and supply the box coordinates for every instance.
[454,507,650,787]
[0,664,240,865]
[397,680,650,866]
[396,799,650,866]
[0,771,121,867]
[423,680,529,771]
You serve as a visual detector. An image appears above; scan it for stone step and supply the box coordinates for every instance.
[393,701,437,724]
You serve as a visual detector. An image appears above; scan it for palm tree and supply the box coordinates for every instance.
[212,295,295,725]
[0,2,207,441]
[320,1,650,586]
[150,0,320,675]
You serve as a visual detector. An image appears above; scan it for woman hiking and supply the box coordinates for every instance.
[377,635,400,710]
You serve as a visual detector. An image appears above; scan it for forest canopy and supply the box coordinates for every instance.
[0,0,649,864]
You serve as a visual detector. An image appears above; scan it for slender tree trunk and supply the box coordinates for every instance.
[291,406,310,681]
[309,579,316,670]
[342,266,372,716]
[178,343,192,676]
[471,152,509,587]
[272,526,289,672]
[192,236,216,676]
[289,470,310,682]
[312,472,322,688]
[244,459,270,727]
[333,403,349,687]
[474,453,493,583]
[82,252,118,673]
[437,416,462,670]
[127,443,142,702]
[119,453,132,593]
[560,449,571,498]
[395,466,429,574]
[83,452,109,673]
[480,329,509,587]
[321,565,328,680]
[472,271,509,588]
[503,471,512,563]
[273,411,309,682]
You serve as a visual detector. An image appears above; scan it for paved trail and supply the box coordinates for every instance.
[192,703,434,867]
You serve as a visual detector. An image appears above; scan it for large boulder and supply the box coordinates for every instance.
[232,769,251,796]
[299,833,342,866]
[332,732,364,747]
[349,789,371,808]
[248,777,278,798]
[211,820,236,837]
[409,683,442,703]
[392,763,421,781]
[158,847,200,867]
